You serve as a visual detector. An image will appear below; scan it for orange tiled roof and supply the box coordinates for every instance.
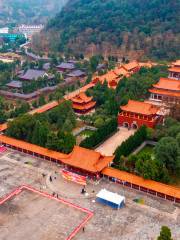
[172,60,180,67]
[0,135,114,173]
[102,167,180,199]
[152,78,180,91]
[169,67,180,73]
[72,101,96,110]
[0,123,8,132]
[114,66,129,76]
[149,88,180,98]
[120,100,159,115]
[123,61,139,71]
[65,146,114,172]
[72,92,93,104]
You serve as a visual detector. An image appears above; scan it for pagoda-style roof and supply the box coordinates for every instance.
[73,101,96,110]
[0,135,114,173]
[172,60,180,67]
[72,92,93,104]
[121,100,159,115]
[114,66,129,76]
[6,80,22,88]
[19,69,46,81]
[149,88,180,98]
[169,67,180,73]
[152,78,180,91]
[67,70,86,77]
[123,61,139,71]
[56,62,75,70]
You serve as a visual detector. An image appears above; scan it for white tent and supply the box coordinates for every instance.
[96,189,125,209]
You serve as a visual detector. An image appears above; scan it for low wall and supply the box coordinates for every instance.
[132,140,157,155]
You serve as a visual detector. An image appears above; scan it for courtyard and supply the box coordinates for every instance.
[95,127,135,156]
[0,148,180,240]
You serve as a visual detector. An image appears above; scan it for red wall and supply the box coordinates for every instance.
[118,114,158,128]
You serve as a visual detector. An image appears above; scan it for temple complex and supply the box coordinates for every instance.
[118,100,161,129]
[92,61,142,89]
[71,92,96,114]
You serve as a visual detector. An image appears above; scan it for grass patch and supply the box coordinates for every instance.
[137,145,154,157]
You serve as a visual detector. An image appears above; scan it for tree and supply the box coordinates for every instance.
[154,137,180,173]
[157,226,173,240]
[0,110,6,124]
[94,117,104,128]
[38,95,46,106]
[31,121,49,147]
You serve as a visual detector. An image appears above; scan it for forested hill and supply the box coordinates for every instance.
[0,0,67,26]
[41,0,180,60]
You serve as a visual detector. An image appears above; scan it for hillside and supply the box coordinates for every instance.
[39,0,180,60]
[0,0,67,26]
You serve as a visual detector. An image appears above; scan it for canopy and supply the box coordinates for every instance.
[96,189,125,209]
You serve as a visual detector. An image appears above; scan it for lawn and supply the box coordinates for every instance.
[137,144,154,157]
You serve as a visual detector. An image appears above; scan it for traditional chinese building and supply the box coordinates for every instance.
[122,61,140,74]
[149,77,180,104]
[168,60,180,80]
[56,62,75,73]
[118,100,161,129]
[92,61,141,89]
[71,92,96,114]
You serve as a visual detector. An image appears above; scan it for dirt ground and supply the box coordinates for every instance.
[95,127,135,156]
[0,190,87,240]
[0,149,180,240]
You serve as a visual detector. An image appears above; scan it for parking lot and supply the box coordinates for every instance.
[0,148,180,240]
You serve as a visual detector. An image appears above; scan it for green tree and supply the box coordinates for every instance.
[31,121,49,147]
[154,137,180,173]
[157,226,173,240]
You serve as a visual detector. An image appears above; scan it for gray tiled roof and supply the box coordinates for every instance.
[6,80,22,88]
[19,69,46,81]
[67,70,86,77]
[56,62,75,70]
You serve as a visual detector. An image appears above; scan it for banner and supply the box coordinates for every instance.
[61,169,87,185]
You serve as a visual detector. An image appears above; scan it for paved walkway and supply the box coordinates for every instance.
[95,127,135,156]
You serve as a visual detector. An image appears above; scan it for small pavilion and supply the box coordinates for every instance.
[71,92,96,114]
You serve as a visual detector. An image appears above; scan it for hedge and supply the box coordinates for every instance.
[80,118,118,149]
[114,125,147,163]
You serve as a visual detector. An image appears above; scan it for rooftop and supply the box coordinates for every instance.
[149,88,180,98]
[0,135,114,173]
[19,69,46,81]
[102,167,180,199]
[123,61,139,71]
[56,62,75,70]
[120,100,159,115]
[172,60,180,67]
[67,70,86,77]
[169,67,180,73]
[6,80,22,88]
[152,78,180,91]
[72,92,93,104]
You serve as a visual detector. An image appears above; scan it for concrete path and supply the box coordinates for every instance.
[95,127,135,156]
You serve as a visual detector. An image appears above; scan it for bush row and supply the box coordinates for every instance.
[114,125,147,163]
[80,118,118,149]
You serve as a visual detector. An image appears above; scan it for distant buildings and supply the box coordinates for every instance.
[0,27,9,34]
[118,100,162,129]
[93,61,141,88]
[0,33,25,42]
[18,24,44,39]
[56,62,76,73]
[19,69,50,81]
